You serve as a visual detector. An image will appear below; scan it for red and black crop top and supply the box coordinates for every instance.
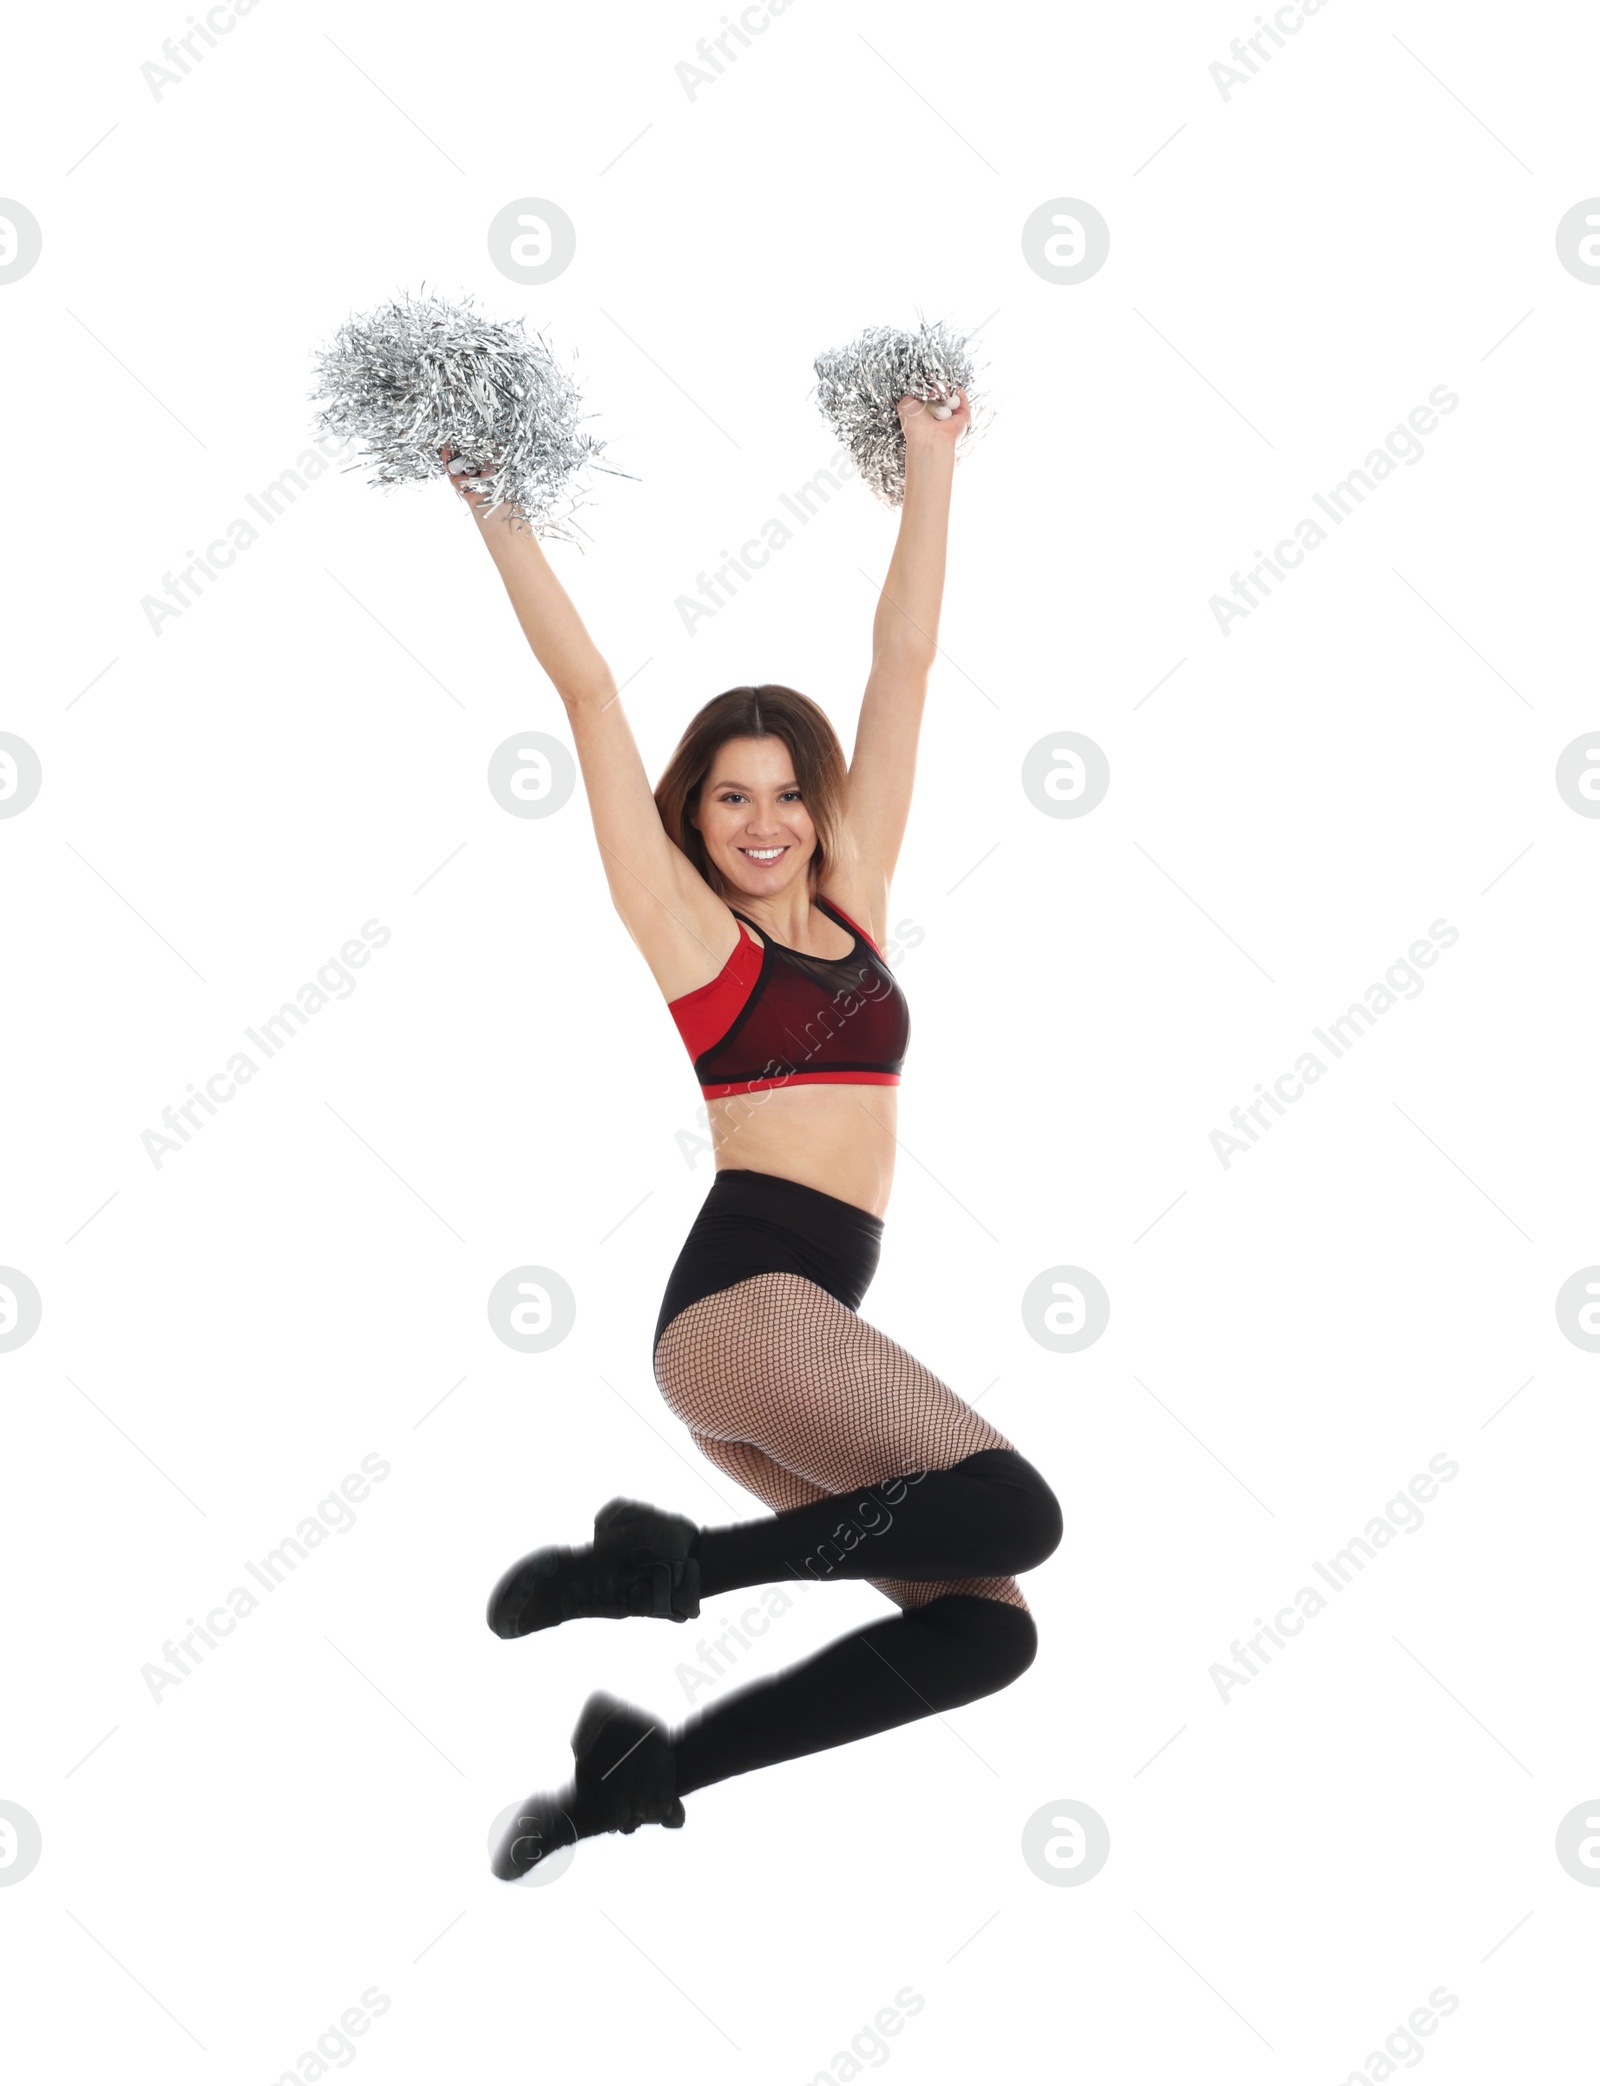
[668,893,910,1100]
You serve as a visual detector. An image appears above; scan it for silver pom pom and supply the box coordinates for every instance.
[309,287,630,541]
[812,317,985,506]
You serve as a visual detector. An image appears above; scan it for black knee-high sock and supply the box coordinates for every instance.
[673,1593,1037,1795]
[690,1448,1062,1597]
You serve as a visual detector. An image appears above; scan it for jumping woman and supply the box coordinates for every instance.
[458,391,1064,1876]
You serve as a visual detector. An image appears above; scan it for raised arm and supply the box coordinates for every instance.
[843,393,968,926]
[458,469,736,999]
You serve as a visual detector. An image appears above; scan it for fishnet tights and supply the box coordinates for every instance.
[653,1271,1029,1614]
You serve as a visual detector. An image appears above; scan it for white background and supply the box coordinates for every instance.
[3,1,1598,2079]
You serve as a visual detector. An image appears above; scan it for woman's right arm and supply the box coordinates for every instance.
[461,483,736,998]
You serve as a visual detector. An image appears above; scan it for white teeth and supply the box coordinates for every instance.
[743,847,784,861]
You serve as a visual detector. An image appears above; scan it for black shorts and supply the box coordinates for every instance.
[653,1168,885,1356]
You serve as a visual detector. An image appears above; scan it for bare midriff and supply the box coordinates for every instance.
[705,1081,897,1218]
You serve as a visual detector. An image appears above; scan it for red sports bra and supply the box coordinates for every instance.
[668,893,910,1099]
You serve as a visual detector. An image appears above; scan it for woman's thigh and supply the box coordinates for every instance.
[656,1271,1014,1488]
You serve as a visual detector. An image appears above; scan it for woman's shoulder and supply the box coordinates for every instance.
[627,850,754,1006]
[815,879,888,956]
[818,823,891,953]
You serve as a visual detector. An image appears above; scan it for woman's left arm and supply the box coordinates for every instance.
[844,391,969,917]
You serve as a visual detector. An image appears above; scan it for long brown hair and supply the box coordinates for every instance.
[654,685,847,900]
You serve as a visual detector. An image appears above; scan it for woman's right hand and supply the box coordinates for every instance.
[440,444,501,524]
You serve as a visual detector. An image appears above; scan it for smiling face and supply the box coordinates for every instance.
[690,734,817,899]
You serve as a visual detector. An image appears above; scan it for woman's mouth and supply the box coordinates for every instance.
[739,846,787,863]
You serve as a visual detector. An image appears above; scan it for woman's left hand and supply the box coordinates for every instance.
[896,385,970,453]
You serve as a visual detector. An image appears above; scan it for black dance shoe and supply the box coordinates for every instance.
[491,1692,684,1880]
[486,1497,703,1638]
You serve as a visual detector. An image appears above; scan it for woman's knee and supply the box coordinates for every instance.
[920,1592,1039,1702]
[984,1600,1039,1688]
[1014,1460,1063,1571]
[963,1449,1062,1572]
